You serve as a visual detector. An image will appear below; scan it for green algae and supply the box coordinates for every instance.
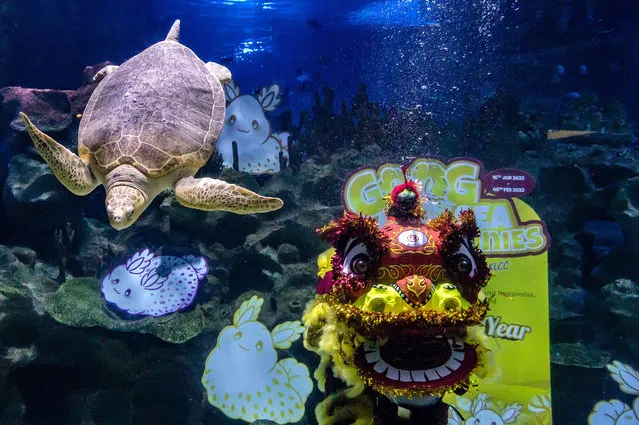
[45,277,205,343]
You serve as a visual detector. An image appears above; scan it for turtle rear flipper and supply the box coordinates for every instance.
[93,65,119,84]
[165,19,180,42]
[205,62,232,84]
[19,112,99,195]
[174,176,283,214]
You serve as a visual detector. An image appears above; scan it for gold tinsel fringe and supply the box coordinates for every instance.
[322,294,489,335]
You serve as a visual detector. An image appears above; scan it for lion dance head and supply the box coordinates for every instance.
[303,171,496,425]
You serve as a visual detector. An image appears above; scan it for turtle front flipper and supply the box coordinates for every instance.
[174,176,283,214]
[19,112,99,195]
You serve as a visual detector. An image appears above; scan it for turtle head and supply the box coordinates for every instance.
[105,185,148,230]
[104,166,151,230]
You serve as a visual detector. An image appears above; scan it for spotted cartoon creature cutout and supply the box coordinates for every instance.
[101,249,208,317]
[202,296,312,424]
[216,81,290,174]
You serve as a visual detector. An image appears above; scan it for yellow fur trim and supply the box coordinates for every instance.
[315,392,375,425]
[323,293,488,336]
[317,248,336,278]
[466,325,499,380]
[303,300,367,398]
[302,298,496,415]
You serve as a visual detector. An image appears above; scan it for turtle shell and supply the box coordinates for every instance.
[78,39,225,178]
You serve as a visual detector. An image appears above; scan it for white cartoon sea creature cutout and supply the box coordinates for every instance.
[527,393,552,425]
[202,296,312,424]
[216,81,289,174]
[449,393,522,425]
[448,406,464,425]
[588,360,639,425]
[101,249,208,317]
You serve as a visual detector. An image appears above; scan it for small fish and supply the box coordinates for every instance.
[578,64,588,75]
[101,249,208,316]
[564,92,581,100]
[547,129,595,140]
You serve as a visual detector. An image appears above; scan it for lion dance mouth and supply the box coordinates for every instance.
[302,172,495,424]
[357,332,476,396]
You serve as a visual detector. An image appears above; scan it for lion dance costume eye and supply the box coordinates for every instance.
[302,167,495,425]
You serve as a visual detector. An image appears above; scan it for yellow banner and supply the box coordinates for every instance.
[342,158,552,424]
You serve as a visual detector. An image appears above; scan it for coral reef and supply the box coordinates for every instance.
[46,277,208,344]
[283,83,535,171]
[0,55,638,424]
[0,87,75,133]
[509,134,638,425]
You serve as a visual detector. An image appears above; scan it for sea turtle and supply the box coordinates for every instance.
[19,20,283,230]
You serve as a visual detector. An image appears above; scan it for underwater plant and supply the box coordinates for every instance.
[53,221,75,283]
[284,82,531,170]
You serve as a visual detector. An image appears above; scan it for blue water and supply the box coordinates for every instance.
[2,2,639,425]
[7,0,526,121]
[8,0,637,121]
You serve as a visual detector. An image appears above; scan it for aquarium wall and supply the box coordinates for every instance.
[0,1,638,425]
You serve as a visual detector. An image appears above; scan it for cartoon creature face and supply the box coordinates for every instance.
[102,265,142,311]
[216,81,287,175]
[223,96,271,146]
[202,296,312,424]
[467,410,505,425]
[101,250,207,316]
[218,321,277,371]
[463,395,522,425]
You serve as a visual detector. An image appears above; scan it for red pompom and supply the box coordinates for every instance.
[390,165,419,205]
[390,180,420,205]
